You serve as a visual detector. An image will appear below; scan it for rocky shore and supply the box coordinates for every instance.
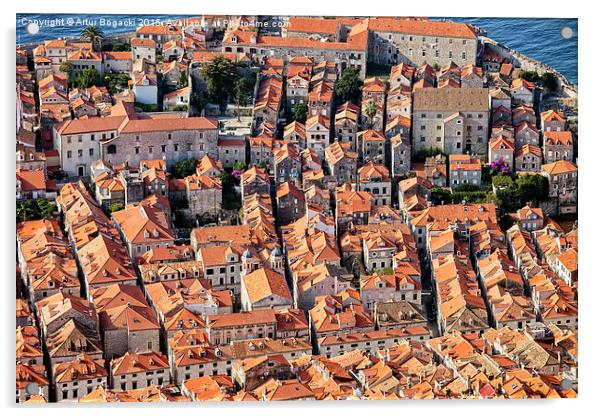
[481,36,578,133]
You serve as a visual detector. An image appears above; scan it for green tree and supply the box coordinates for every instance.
[199,56,238,112]
[542,72,558,91]
[190,92,208,114]
[454,183,481,193]
[495,183,522,212]
[108,202,124,213]
[80,25,105,51]
[415,147,445,159]
[59,61,73,75]
[431,187,452,205]
[112,43,131,52]
[220,171,240,211]
[233,161,247,171]
[335,67,363,105]
[178,71,189,89]
[498,213,516,231]
[492,174,514,189]
[233,76,254,121]
[171,159,197,178]
[516,174,549,203]
[16,199,55,222]
[518,70,540,83]
[291,101,308,123]
[74,67,100,89]
[363,99,377,128]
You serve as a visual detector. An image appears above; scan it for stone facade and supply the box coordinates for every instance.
[390,135,411,176]
[368,20,478,68]
[412,88,489,155]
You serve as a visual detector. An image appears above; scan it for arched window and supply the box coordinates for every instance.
[107,144,117,154]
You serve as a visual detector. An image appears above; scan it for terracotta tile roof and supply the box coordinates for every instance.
[541,160,577,175]
[242,267,292,305]
[357,129,385,142]
[358,161,390,182]
[16,169,49,192]
[336,190,374,217]
[367,17,477,38]
[111,351,169,376]
[207,310,277,329]
[511,78,534,91]
[137,25,181,35]
[16,363,48,389]
[411,203,497,230]
[556,248,578,272]
[540,109,565,124]
[131,37,156,47]
[306,114,330,129]
[112,204,174,245]
[193,224,252,247]
[91,284,159,332]
[196,155,223,176]
[310,295,373,334]
[489,136,515,151]
[53,353,107,383]
[449,155,481,171]
[543,130,573,146]
[185,174,222,191]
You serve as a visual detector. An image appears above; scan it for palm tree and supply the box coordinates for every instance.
[364,99,377,128]
[80,25,104,51]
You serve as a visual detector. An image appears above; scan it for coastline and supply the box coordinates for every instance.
[18,26,578,129]
[481,35,578,98]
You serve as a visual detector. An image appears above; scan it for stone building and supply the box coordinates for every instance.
[357,129,386,164]
[168,331,311,384]
[276,181,306,225]
[543,131,573,164]
[185,174,222,218]
[384,115,411,140]
[53,354,107,402]
[334,102,359,151]
[109,351,170,391]
[412,88,489,155]
[217,137,246,168]
[223,22,368,78]
[374,300,428,331]
[112,204,175,259]
[325,141,358,185]
[53,102,218,177]
[241,267,293,311]
[488,136,515,171]
[448,154,482,188]
[283,121,306,150]
[515,122,539,148]
[367,18,478,68]
[274,144,302,185]
[241,166,270,197]
[514,145,542,173]
[231,354,294,391]
[510,78,535,107]
[540,110,567,132]
[357,162,391,206]
[305,115,331,160]
[286,69,311,111]
[390,135,411,176]
[541,160,578,215]
[90,284,161,360]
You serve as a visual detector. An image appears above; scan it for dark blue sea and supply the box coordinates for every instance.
[16,14,578,84]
